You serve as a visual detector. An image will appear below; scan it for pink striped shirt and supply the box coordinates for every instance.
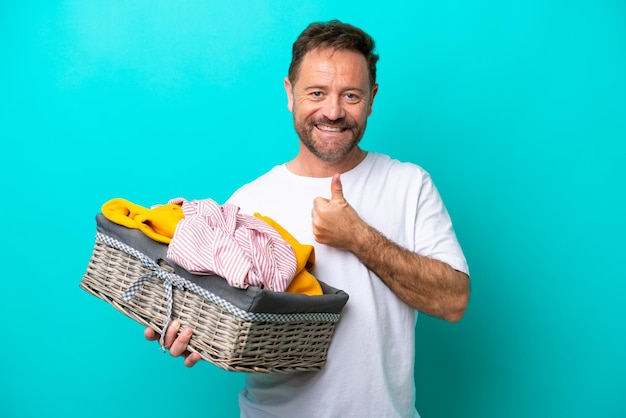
[166,198,297,292]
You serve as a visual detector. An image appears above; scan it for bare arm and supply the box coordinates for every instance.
[312,174,470,322]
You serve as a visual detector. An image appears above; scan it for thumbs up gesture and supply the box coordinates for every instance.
[312,173,364,250]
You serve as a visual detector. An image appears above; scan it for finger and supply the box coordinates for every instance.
[163,320,181,349]
[330,173,344,201]
[144,327,159,341]
[312,196,329,209]
[184,352,202,368]
[170,327,193,357]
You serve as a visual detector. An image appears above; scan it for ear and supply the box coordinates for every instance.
[284,77,294,112]
[367,83,379,116]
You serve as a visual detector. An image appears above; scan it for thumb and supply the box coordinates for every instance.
[330,173,344,201]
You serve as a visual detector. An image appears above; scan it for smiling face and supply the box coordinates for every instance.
[285,48,378,164]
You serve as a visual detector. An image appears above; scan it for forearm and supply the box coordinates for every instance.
[311,173,469,321]
[348,224,470,322]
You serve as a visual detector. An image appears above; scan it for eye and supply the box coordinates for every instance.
[345,93,361,102]
[311,91,323,98]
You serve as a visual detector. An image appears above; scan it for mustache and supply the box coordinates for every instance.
[308,116,357,130]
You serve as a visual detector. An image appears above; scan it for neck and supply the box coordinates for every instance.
[286,146,367,178]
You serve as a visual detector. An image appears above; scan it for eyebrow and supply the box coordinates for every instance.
[304,85,368,95]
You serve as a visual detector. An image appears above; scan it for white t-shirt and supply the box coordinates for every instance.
[227,152,468,418]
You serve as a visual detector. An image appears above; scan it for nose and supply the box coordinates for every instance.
[321,95,345,121]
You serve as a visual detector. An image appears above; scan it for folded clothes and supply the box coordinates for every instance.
[101,198,184,244]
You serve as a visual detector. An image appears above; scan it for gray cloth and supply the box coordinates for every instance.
[95,214,349,315]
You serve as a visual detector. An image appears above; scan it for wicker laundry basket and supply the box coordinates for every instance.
[80,214,349,373]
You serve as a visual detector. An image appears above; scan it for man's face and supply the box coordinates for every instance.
[284,48,378,163]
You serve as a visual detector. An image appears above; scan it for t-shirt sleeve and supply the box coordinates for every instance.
[413,173,469,275]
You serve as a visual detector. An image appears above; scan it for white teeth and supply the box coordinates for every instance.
[317,125,344,132]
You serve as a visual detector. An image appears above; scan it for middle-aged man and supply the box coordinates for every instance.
[146,19,470,418]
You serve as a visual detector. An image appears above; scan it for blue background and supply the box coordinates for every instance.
[1,1,624,417]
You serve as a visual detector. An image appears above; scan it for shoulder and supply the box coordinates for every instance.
[226,165,287,211]
[366,152,432,184]
[230,165,284,194]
